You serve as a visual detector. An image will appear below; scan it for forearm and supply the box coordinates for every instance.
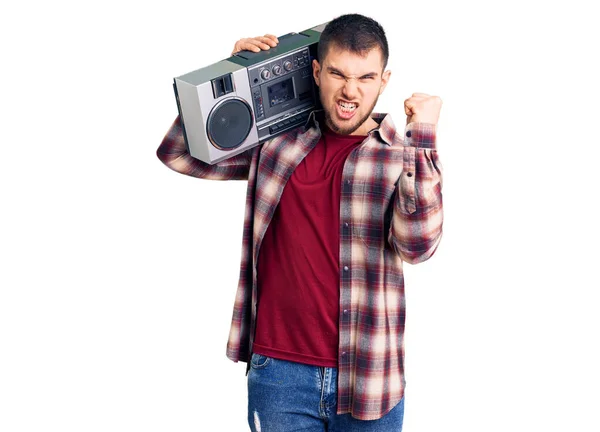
[389,122,443,264]
[156,116,252,181]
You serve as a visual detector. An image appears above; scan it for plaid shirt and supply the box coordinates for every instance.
[157,111,443,420]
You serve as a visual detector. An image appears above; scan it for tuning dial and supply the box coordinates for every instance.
[272,64,282,75]
[261,69,271,80]
[283,60,293,71]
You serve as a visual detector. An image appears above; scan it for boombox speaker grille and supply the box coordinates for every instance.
[207,98,253,150]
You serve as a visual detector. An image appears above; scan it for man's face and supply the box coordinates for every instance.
[312,44,391,135]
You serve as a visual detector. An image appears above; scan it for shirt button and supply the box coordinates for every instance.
[343,309,348,314]
[344,266,349,271]
[346,180,351,185]
[344,222,349,227]
[342,352,347,356]
[406,172,413,177]
[406,130,412,138]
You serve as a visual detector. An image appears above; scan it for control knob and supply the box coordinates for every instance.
[283,60,293,71]
[261,69,271,80]
[272,64,282,75]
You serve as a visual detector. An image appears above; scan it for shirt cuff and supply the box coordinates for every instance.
[404,122,437,149]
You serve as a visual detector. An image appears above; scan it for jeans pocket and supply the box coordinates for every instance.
[250,353,272,370]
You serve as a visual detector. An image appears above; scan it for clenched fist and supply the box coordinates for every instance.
[404,93,442,126]
[231,34,279,55]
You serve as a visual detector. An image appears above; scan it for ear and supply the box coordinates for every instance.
[312,59,321,87]
[379,69,392,95]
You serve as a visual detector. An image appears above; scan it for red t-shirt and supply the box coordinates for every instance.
[253,126,365,367]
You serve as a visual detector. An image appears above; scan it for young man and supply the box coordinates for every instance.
[158,13,443,431]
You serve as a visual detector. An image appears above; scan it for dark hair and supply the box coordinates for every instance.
[317,14,389,69]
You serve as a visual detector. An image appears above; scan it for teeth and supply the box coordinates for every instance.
[338,101,357,111]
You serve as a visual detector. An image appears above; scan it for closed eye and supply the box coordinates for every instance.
[326,67,378,81]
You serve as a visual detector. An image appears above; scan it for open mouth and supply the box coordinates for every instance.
[336,100,358,119]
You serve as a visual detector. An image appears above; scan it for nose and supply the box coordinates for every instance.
[341,78,359,100]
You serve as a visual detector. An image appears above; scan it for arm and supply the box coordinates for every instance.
[388,93,444,263]
[388,122,443,264]
[156,34,280,180]
[156,115,253,180]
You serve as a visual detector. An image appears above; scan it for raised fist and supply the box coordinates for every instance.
[404,93,442,125]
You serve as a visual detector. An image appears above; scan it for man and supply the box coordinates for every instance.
[158,13,443,431]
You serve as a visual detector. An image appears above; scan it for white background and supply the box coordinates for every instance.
[1,0,599,431]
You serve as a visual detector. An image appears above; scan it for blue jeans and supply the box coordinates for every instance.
[247,353,404,431]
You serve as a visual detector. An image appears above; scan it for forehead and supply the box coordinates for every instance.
[321,45,385,74]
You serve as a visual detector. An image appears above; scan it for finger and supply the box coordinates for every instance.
[233,38,265,54]
[236,44,260,53]
[256,36,278,47]
[247,39,272,50]
[263,34,279,44]
[412,92,430,97]
[406,96,426,105]
[404,100,413,117]
[232,35,278,55]
[240,40,264,52]
[405,108,413,125]
[232,39,255,54]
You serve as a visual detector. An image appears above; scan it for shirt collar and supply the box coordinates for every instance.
[305,109,396,146]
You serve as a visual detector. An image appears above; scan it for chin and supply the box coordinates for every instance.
[330,122,359,135]
[325,108,367,136]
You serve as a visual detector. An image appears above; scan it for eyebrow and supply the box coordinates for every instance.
[326,66,379,79]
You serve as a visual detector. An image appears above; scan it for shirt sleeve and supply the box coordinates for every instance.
[156,116,254,181]
[388,122,443,264]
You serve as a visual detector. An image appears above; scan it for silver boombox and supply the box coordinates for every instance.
[173,23,327,164]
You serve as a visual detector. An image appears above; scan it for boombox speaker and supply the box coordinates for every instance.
[173,22,327,164]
